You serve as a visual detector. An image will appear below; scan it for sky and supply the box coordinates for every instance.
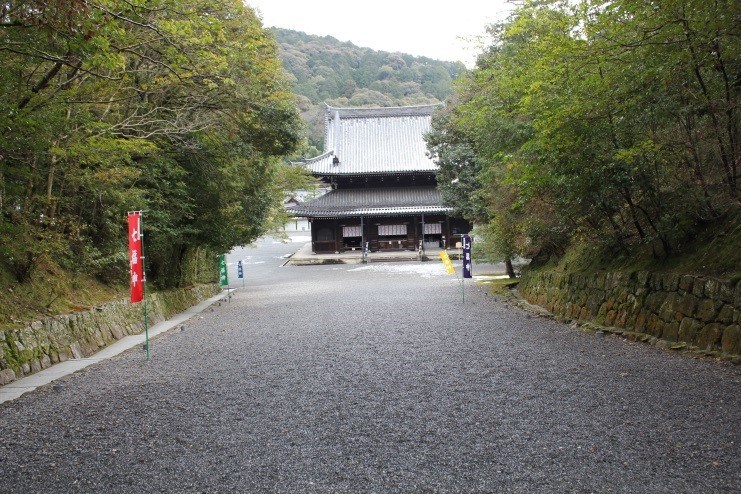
[246,0,514,67]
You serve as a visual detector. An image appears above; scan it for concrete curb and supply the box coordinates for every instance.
[0,289,232,405]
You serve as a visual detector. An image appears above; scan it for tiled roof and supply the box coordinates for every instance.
[294,104,442,176]
[288,186,452,218]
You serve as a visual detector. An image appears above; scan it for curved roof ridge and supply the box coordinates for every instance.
[303,150,334,164]
[290,150,334,167]
[325,103,443,119]
[325,103,442,111]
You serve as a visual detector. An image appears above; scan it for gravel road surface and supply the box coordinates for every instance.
[1,237,739,493]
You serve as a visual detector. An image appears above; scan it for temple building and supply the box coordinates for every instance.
[290,104,470,254]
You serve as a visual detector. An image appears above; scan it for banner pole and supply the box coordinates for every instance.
[452,268,464,304]
[144,292,150,359]
[141,211,150,359]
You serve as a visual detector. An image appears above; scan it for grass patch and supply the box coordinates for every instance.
[0,257,126,330]
[477,276,519,297]
[535,214,741,281]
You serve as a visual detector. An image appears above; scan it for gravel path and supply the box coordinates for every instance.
[1,245,739,493]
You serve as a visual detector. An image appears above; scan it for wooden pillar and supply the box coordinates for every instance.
[334,218,340,253]
[310,218,317,254]
[445,215,451,249]
[414,215,419,249]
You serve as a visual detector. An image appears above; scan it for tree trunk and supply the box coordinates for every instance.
[505,257,516,278]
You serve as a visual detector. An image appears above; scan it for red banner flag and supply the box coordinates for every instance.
[128,212,144,303]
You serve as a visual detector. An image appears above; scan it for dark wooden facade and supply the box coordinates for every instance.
[310,215,471,254]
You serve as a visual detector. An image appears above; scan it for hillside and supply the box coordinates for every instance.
[271,28,465,153]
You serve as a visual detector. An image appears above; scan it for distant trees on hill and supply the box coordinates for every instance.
[272,28,465,152]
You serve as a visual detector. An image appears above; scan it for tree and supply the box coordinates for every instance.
[429,0,739,271]
[0,0,302,291]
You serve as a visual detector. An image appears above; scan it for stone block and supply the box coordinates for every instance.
[595,274,605,289]
[717,282,733,304]
[30,359,41,374]
[662,273,680,292]
[663,321,679,342]
[692,278,705,298]
[579,307,589,320]
[704,279,721,299]
[696,299,721,322]
[634,310,649,332]
[0,368,16,385]
[635,271,650,287]
[675,294,699,318]
[605,310,617,326]
[40,354,51,369]
[646,313,664,337]
[679,317,703,344]
[658,293,682,322]
[644,292,665,312]
[721,325,740,356]
[615,309,629,328]
[110,324,124,340]
[717,304,735,325]
[696,323,723,350]
[93,330,105,347]
[678,275,694,293]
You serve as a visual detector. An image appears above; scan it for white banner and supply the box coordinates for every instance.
[378,224,407,236]
[423,223,442,234]
[342,226,362,237]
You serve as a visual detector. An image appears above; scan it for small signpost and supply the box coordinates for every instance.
[462,234,472,279]
[237,260,244,288]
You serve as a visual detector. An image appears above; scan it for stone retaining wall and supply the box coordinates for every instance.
[519,270,740,357]
[0,284,220,385]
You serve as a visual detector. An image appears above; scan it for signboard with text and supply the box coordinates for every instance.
[219,255,228,288]
[128,212,144,303]
[462,234,472,279]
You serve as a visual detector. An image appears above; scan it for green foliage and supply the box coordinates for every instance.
[272,28,465,151]
[429,0,739,275]
[0,1,302,305]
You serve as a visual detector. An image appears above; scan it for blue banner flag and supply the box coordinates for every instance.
[462,235,472,278]
[237,260,244,279]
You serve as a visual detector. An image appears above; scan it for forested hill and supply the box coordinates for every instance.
[271,28,465,152]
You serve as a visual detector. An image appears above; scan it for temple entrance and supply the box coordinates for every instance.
[313,226,336,253]
[423,222,443,249]
[342,225,362,249]
[377,224,413,250]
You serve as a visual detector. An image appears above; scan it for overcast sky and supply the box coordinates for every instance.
[246,0,514,67]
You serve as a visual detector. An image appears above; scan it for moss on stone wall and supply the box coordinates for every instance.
[0,284,220,385]
[519,270,740,358]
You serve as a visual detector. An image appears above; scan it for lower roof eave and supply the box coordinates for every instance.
[290,207,454,219]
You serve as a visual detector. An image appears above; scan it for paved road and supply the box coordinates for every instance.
[0,236,739,493]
